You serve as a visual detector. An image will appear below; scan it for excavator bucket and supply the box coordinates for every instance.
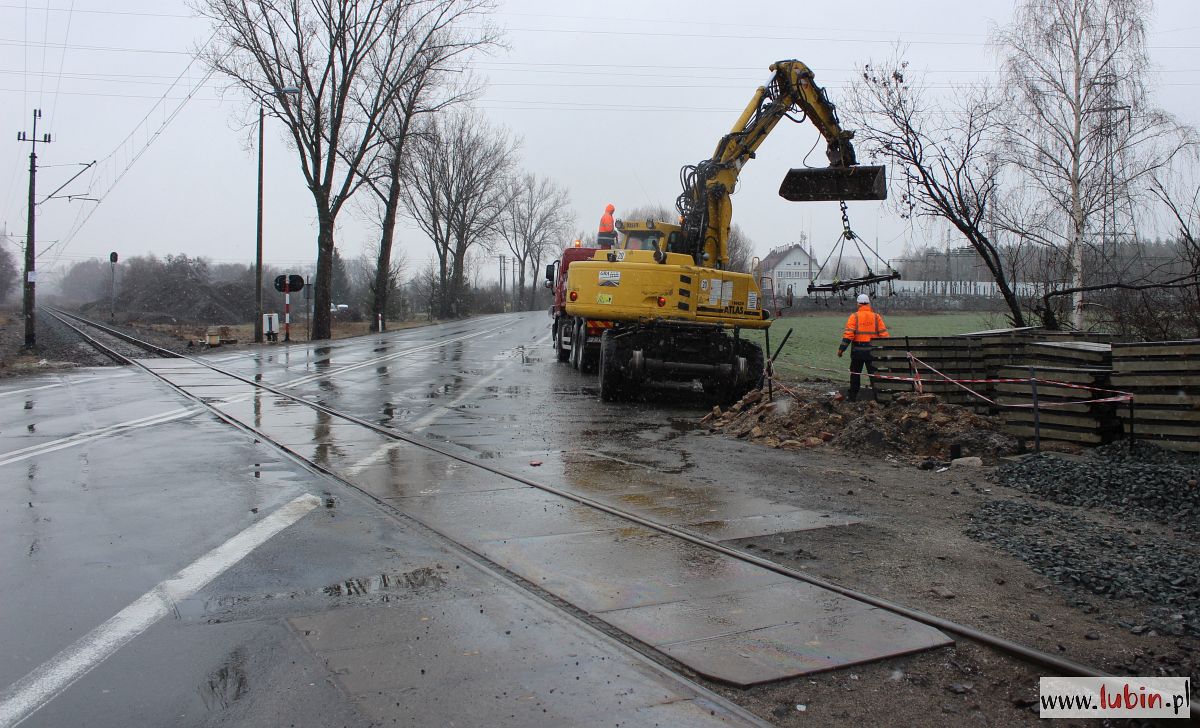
[779,165,887,202]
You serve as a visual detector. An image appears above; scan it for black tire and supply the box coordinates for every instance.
[729,339,766,403]
[570,319,583,370]
[598,331,624,402]
[579,335,599,374]
[554,319,570,362]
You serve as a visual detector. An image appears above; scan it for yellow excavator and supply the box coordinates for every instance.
[565,60,887,401]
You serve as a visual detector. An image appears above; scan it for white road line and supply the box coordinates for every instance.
[343,334,550,476]
[0,372,136,399]
[0,493,321,728]
[0,408,201,468]
[0,322,518,468]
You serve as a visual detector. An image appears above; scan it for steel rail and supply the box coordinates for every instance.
[41,307,173,364]
[43,307,770,726]
[50,308,1197,717]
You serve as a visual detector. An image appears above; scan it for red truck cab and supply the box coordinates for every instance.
[546,241,609,372]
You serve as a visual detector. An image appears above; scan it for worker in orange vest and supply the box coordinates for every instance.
[837,293,890,401]
[597,203,617,248]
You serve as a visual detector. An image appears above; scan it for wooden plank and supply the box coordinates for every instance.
[1001,423,1106,444]
[1030,341,1113,353]
[1125,422,1200,437]
[1000,411,1106,428]
[1112,359,1198,373]
[996,399,1095,414]
[996,367,1107,384]
[1112,340,1200,357]
[994,383,1101,400]
[1119,410,1200,423]
[960,327,1043,337]
[1132,436,1200,453]
[1110,373,1200,387]
[1119,392,1200,406]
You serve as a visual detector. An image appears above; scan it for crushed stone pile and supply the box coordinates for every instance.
[701,386,1020,463]
[994,441,1200,529]
[967,499,1199,638]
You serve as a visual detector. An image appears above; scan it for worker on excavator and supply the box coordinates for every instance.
[837,293,889,401]
[597,203,617,248]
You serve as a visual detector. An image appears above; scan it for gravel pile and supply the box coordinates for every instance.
[994,443,1200,529]
[967,500,1200,637]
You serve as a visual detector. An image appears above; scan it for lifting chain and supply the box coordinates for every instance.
[839,200,856,241]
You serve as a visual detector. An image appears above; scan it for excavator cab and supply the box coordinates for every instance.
[779,164,888,202]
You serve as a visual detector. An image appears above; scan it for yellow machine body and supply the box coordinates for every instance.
[564,222,770,330]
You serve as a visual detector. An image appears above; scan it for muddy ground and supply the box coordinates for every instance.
[697,388,1197,727]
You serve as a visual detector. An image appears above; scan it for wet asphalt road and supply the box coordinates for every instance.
[1,313,772,726]
[1,312,946,725]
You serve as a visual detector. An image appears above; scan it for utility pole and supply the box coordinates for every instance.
[255,103,266,344]
[17,109,51,350]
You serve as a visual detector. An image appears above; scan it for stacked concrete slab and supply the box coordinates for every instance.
[865,327,1200,449]
[1112,340,1200,453]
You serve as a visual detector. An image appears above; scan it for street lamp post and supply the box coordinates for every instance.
[255,86,300,344]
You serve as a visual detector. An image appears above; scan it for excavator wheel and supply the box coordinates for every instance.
[598,331,626,402]
[707,339,765,404]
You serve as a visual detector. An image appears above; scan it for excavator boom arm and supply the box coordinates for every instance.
[675,60,885,268]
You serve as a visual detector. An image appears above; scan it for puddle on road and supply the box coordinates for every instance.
[322,566,448,598]
[484,384,529,399]
[200,648,248,712]
[184,566,452,620]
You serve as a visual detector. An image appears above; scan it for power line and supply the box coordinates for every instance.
[49,34,221,264]
[45,0,74,129]
[0,3,196,18]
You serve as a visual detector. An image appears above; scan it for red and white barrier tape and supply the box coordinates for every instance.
[772,352,1135,410]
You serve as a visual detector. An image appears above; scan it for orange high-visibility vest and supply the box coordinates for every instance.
[598,203,615,234]
[842,305,890,344]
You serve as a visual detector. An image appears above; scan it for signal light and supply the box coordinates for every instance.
[656,296,666,307]
[573,239,581,247]
[569,291,578,302]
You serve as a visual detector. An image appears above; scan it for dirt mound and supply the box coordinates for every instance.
[701,385,1020,464]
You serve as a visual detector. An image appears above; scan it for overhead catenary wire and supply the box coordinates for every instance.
[47,31,222,264]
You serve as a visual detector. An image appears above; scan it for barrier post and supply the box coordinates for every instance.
[1029,367,1041,454]
[764,327,772,401]
[1127,397,1135,445]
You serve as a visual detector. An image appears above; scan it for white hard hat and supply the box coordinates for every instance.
[856,293,870,304]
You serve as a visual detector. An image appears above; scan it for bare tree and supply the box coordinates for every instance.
[496,174,573,310]
[198,0,482,339]
[726,223,754,273]
[0,237,15,303]
[847,58,1030,326]
[996,0,1194,328]
[353,242,408,322]
[401,110,517,317]
[357,3,497,331]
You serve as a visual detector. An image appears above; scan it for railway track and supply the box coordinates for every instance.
[41,307,179,363]
[46,307,1196,718]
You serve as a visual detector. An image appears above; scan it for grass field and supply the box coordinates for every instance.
[762,311,1002,383]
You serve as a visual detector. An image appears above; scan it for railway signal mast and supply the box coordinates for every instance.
[17,109,51,349]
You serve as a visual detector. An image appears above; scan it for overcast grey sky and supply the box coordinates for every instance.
[1,0,1197,282]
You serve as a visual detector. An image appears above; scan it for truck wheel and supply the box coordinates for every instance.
[554,320,570,362]
[570,319,583,370]
[598,332,624,402]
